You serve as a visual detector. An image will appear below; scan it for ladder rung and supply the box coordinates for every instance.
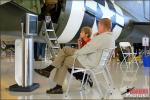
[46,29,54,32]
[49,38,57,40]
[52,46,60,49]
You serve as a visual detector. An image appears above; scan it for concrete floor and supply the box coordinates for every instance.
[1,56,150,99]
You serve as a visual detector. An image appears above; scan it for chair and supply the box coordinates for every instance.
[119,42,139,73]
[65,48,115,98]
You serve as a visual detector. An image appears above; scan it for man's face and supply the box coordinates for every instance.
[98,22,105,33]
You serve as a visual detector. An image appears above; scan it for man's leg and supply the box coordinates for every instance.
[34,47,77,78]
[54,56,83,85]
[46,56,83,94]
[51,47,77,68]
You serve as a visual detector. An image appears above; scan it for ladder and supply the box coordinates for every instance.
[39,16,60,60]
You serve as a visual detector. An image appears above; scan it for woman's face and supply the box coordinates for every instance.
[80,31,87,38]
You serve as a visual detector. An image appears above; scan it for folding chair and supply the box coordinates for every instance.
[65,48,115,98]
[119,42,139,73]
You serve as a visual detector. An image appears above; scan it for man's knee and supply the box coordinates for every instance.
[61,47,68,53]
[62,47,68,50]
[63,57,74,67]
[57,47,67,54]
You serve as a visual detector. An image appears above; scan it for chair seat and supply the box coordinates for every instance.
[122,53,137,55]
[72,69,86,73]
[65,48,115,98]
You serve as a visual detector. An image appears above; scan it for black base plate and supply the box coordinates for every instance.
[9,83,40,92]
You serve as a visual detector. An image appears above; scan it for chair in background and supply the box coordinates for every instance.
[65,48,115,98]
[119,42,140,90]
[119,42,139,73]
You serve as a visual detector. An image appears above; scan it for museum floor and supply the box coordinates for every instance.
[1,56,149,99]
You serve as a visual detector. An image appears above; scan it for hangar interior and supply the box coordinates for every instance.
[0,0,150,99]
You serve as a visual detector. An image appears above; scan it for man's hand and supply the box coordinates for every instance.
[93,32,99,37]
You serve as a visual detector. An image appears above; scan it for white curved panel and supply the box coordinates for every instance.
[99,1,124,40]
[98,3,115,19]
[113,3,124,40]
[57,0,124,42]
[116,14,124,26]
[112,25,123,40]
[91,19,98,38]
[113,3,124,16]
[85,0,97,12]
[57,1,85,43]
[114,4,124,26]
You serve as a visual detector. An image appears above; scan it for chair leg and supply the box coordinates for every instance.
[103,70,110,88]
[119,63,122,72]
[120,58,126,72]
[134,56,139,73]
[103,70,112,97]
[124,57,129,71]
[65,72,74,97]
[80,71,86,91]
[105,67,114,89]
[129,56,139,73]
[105,67,115,96]
[85,73,90,87]
[90,70,103,97]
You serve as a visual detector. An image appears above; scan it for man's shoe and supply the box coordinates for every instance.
[34,69,50,78]
[46,86,63,94]
[34,65,55,78]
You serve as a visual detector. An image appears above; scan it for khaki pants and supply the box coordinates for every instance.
[51,47,83,85]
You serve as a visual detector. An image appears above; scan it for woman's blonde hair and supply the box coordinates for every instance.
[81,26,92,38]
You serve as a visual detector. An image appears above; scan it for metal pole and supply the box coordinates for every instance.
[144,46,147,56]
[21,22,25,87]
[24,38,33,86]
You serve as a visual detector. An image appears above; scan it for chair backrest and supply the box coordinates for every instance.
[98,48,114,68]
[119,42,131,48]
[119,42,133,54]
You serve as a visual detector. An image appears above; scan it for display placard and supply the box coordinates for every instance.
[142,36,149,46]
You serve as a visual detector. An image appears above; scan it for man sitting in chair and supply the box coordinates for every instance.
[35,26,93,87]
[36,18,115,94]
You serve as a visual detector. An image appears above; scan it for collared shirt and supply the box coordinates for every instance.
[80,38,91,48]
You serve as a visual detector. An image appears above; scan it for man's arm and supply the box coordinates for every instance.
[75,35,106,55]
[93,32,99,37]
[74,34,113,56]
[75,41,97,55]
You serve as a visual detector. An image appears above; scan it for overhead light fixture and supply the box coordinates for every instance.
[137,1,142,4]
[112,0,115,3]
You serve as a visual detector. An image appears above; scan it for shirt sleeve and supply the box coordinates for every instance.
[74,34,112,56]
[75,37,100,55]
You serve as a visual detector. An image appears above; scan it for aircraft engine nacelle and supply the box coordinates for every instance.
[55,0,124,43]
